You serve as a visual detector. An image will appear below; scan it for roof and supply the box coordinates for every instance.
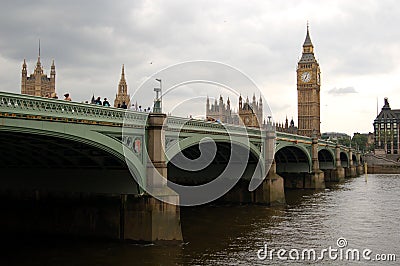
[303,26,313,47]
[374,98,400,122]
[376,109,397,121]
[299,53,316,63]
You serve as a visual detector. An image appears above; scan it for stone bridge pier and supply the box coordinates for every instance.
[331,143,345,181]
[345,149,358,178]
[309,135,325,189]
[125,113,183,243]
[356,152,364,176]
[253,126,285,205]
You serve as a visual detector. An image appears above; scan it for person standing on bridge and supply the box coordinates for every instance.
[94,97,102,105]
[103,98,110,107]
[64,93,71,101]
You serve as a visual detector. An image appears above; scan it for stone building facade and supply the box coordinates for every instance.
[206,95,237,124]
[374,98,400,155]
[206,94,263,128]
[275,117,298,134]
[21,55,56,97]
[238,95,263,128]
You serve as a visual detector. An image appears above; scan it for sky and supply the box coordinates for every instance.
[1,0,400,135]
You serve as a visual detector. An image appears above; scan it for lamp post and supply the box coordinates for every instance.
[153,78,162,113]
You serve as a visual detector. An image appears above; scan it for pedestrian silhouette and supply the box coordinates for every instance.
[94,97,102,105]
[64,93,71,101]
[103,98,110,107]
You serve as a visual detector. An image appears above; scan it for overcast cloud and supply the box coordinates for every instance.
[1,0,400,135]
[328,87,358,95]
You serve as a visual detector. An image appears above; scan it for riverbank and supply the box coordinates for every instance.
[368,165,400,174]
[365,153,400,174]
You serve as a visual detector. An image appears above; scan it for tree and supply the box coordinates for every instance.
[351,133,371,152]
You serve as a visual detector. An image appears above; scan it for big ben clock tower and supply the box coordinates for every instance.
[297,25,321,138]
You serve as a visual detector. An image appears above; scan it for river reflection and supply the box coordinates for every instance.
[1,174,399,265]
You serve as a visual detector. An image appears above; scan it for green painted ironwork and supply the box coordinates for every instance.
[0,91,362,180]
[0,91,148,126]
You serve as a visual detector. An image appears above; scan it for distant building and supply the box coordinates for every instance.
[206,94,263,127]
[114,65,131,108]
[206,95,238,124]
[238,94,263,128]
[275,117,298,134]
[21,49,56,97]
[374,98,399,155]
[367,132,374,149]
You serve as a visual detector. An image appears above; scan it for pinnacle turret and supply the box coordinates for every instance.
[114,64,131,107]
[303,24,313,48]
[299,23,317,62]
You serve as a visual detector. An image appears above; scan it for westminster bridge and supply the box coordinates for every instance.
[0,91,364,243]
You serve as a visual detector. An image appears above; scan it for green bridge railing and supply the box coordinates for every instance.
[0,91,355,152]
[0,91,148,126]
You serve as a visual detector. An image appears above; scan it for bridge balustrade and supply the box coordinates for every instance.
[166,116,264,138]
[0,91,148,126]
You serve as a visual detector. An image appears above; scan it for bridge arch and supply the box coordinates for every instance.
[318,148,335,170]
[0,128,143,194]
[166,138,263,185]
[352,154,358,166]
[275,145,312,173]
[166,135,262,163]
[340,152,349,168]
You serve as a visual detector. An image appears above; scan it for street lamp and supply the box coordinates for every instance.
[153,78,162,113]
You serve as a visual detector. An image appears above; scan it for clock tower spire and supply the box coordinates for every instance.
[297,24,321,138]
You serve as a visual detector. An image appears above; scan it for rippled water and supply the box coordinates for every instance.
[2,174,399,265]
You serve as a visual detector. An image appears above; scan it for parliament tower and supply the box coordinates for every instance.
[21,44,56,97]
[297,25,321,138]
[114,64,131,108]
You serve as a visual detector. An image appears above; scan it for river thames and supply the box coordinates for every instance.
[2,174,399,265]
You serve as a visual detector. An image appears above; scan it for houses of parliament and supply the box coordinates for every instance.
[20,47,130,108]
[206,25,321,137]
[20,25,321,138]
[21,50,56,98]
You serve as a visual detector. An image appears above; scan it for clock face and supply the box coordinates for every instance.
[301,71,311,83]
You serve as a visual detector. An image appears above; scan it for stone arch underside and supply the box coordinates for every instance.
[0,131,140,194]
[275,146,311,173]
[274,146,312,189]
[167,141,260,185]
[352,154,358,166]
[318,149,335,170]
[340,152,349,168]
[167,141,262,203]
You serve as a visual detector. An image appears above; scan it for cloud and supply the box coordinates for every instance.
[0,0,399,134]
[328,87,358,95]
